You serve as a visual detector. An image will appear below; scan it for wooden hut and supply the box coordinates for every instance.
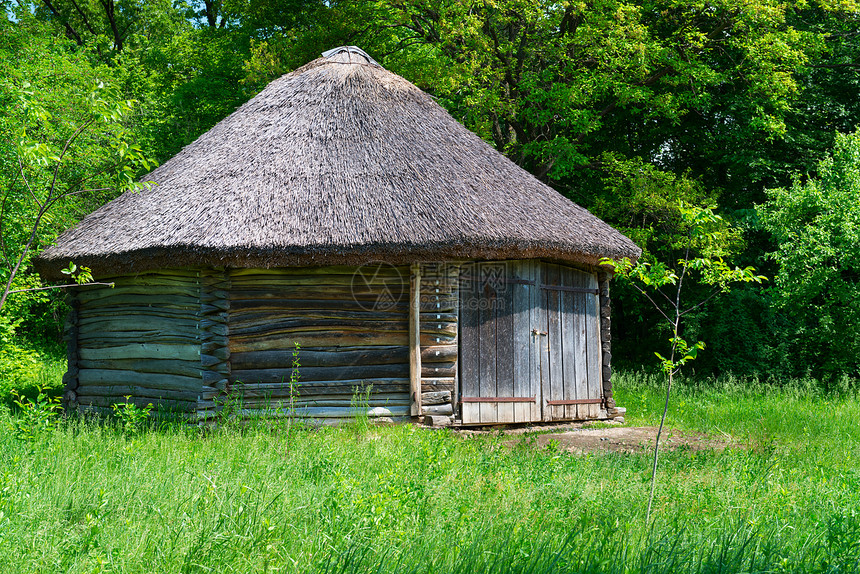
[35,46,640,426]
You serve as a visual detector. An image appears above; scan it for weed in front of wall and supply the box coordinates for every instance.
[9,386,61,441]
[112,396,153,436]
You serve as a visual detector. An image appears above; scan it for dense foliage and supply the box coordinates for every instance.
[759,129,860,380]
[1,0,859,381]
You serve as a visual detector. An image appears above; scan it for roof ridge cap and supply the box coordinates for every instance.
[321,46,380,66]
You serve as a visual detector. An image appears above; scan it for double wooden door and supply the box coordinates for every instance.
[459,261,602,424]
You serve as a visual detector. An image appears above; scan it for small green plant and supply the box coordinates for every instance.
[349,383,374,433]
[285,341,302,435]
[603,201,766,522]
[112,396,153,435]
[9,386,61,441]
[60,261,94,285]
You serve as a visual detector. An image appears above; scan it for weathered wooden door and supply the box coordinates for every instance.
[539,263,603,421]
[459,261,541,424]
[459,261,603,424]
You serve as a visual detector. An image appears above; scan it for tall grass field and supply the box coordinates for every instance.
[0,370,858,573]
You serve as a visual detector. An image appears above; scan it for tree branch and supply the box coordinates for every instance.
[40,0,84,45]
[679,286,724,317]
[8,281,115,295]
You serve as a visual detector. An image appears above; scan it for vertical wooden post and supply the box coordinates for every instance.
[598,272,614,411]
[410,262,422,417]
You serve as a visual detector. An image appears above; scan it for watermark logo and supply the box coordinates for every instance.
[460,262,508,293]
[351,262,405,311]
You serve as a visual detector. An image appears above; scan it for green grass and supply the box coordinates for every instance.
[1,353,65,407]
[0,369,858,573]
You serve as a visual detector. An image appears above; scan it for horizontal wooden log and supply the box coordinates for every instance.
[201,354,229,368]
[78,317,199,335]
[199,320,228,335]
[229,284,405,300]
[77,369,202,392]
[225,378,408,392]
[419,312,457,323]
[421,390,451,405]
[79,295,199,311]
[229,319,411,337]
[418,294,457,312]
[203,388,410,402]
[200,289,228,300]
[77,285,199,300]
[231,289,456,308]
[79,343,200,362]
[420,332,456,346]
[229,308,406,325]
[202,370,227,385]
[78,332,201,346]
[201,341,227,354]
[420,322,457,336]
[201,301,229,313]
[201,311,228,324]
[230,332,408,352]
[421,363,456,377]
[421,377,455,392]
[76,394,196,412]
[421,404,454,416]
[222,405,411,418]
[213,396,410,409]
[103,279,197,290]
[76,385,201,401]
[63,372,79,390]
[230,266,407,278]
[232,346,408,369]
[232,363,408,384]
[200,346,229,361]
[230,275,406,288]
[420,345,458,362]
[78,358,201,378]
[75,306,199,320]
[221,385,409,399]
[105,269,200,281]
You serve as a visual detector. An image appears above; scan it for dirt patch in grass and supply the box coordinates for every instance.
[505,426,733,454]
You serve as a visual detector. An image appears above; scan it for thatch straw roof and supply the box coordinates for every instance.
[36,46,640,280]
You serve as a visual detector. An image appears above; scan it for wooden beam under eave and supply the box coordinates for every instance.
[410,262,422,416]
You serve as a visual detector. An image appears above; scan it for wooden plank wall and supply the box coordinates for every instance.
[459,260,539,425]
[70,270,203,414]
[226,266,412,421]
[417,263,459,420]
[540,263,602,421]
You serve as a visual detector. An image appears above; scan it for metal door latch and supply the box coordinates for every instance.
[531,328,547,336]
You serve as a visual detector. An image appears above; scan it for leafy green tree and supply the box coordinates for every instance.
[1,81,151,310]
[6,0,860,383]
[758,129,860,379]
[0,16,152,383]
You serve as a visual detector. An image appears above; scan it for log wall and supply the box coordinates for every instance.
[63,261,616,426]
[70,270,203,414]
[226,266,412,420]
[198,268,231,419]
[417,262,459,423]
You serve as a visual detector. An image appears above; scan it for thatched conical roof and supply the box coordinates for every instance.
[36,46,640,280]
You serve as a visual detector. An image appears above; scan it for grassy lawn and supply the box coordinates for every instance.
[0,370,858,573]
